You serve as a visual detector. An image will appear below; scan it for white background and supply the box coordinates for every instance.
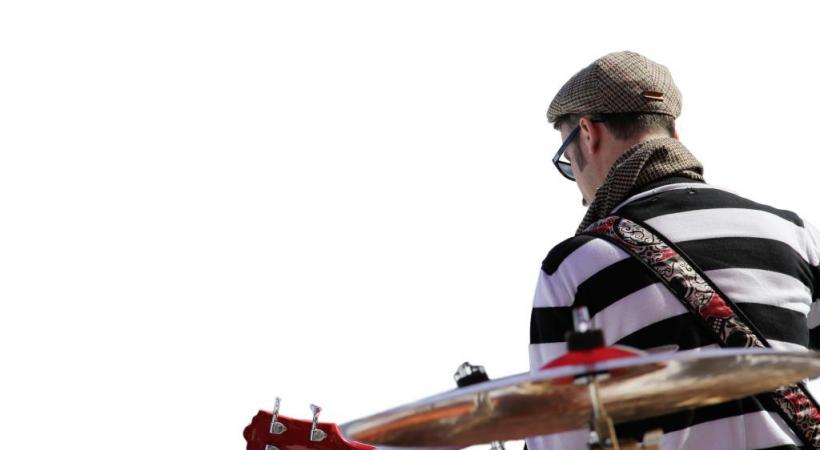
[1,1,819,449]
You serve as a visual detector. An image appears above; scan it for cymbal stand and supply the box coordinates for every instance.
[568,307,661,450]
[585,374,619,450]
[453,362,506,450]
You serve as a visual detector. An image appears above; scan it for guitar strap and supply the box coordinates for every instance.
[583,215,820,449]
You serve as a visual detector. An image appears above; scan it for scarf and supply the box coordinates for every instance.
[576,137,705,234]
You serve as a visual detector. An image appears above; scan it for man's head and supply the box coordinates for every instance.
[548,51,682,205]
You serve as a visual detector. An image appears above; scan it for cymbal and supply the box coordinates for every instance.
[340,348,820,447]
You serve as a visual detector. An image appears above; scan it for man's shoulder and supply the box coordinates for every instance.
[541,234,625,276]
[541,184,819,280]
[617,184,806,227]
[616,183,820,268]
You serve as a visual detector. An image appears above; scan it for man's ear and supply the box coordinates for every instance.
[578,116,602,154]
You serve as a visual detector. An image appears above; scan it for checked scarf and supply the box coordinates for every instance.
[576,137,704,235]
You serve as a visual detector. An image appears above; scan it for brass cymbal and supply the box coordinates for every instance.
[340,349,820,447]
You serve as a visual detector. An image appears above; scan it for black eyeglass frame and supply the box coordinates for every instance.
[552,126,580,181]
[551,118,606,181]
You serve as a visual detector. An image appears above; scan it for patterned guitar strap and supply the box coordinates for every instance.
[583,215,820,448]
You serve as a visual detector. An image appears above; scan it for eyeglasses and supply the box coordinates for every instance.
[552,126,580,181]
[552,118,605,181]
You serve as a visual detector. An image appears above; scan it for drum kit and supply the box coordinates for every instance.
[243,311,820,450]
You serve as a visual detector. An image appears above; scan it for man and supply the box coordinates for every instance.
[527,51,820,449]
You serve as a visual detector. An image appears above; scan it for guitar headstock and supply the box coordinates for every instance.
[244,398,375,450]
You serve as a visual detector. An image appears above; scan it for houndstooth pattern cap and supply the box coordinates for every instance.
[547,51,682,123]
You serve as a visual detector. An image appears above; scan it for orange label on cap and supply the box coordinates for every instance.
[642,90,664,101]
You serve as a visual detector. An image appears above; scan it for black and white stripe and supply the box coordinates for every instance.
[527,182,820,450]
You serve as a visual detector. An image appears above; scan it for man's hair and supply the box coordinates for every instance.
[553,112,676,141]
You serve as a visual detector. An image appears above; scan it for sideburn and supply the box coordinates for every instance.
[570,144,587,173]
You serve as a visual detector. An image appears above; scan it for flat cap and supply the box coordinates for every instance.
[547,51,682,123]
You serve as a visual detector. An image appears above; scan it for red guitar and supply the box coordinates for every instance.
[244,398,375,450]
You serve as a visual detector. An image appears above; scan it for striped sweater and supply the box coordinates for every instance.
[526,179,820,450]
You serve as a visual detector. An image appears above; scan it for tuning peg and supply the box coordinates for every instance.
[269,397,287,435]
[309,404,327,442]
